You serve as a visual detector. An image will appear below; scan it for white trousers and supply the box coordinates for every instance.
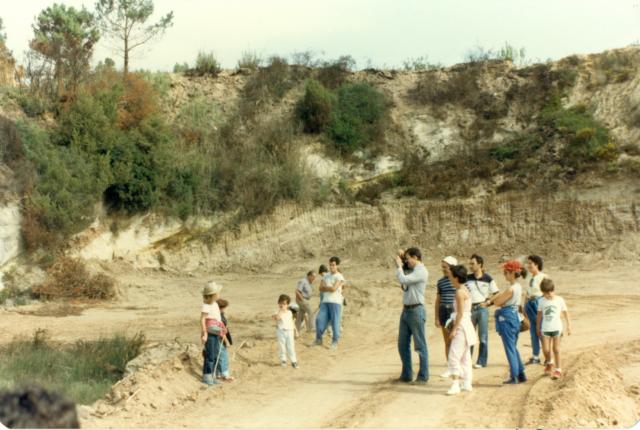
[276,328,297,363]
[448,329,472,386]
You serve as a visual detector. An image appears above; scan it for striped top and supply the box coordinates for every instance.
[437,276,456,305]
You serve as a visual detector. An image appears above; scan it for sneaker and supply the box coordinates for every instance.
[440,370,451,378]
[314,339,322,346]
[447,381,461,395]
[330,342,338,350]
[202,374,219,385]
[410,379,428,385]
[502,378,518,385]
[280,360,287,367]
[526,357,541,365]
[518,374,528,383]
[551,369,562,380]
[292,362,299,369]
[473,363,484,369]
[461,383,473,392]
[544,362,554,376]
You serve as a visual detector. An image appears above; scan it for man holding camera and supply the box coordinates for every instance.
[394,247,429,384]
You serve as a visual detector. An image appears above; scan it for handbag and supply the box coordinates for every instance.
[518,312,530,333]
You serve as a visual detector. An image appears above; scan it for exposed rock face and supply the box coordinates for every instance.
[74,190,640,272]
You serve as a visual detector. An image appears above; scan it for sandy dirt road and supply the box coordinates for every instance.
[2,258,640,428]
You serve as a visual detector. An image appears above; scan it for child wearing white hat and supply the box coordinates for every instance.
[201,281,224,385]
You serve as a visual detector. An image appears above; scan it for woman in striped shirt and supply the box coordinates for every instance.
[435,256,458,378]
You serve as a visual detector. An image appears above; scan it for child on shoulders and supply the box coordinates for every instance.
[215,299,235,382]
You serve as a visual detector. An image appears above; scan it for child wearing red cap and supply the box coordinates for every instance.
[486,260,527,384]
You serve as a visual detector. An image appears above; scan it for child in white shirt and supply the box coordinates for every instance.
[272,294,299,368]
[536,278,572,380]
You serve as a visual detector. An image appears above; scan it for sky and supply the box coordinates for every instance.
[2,0,639,71]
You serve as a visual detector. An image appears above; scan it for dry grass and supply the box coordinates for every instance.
[32,257,116,301]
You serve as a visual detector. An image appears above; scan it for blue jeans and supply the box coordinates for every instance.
[316,302,342,343]
[203,334,221,376]
[524,297,541,356]
[398,305,429,381]
[470,306,489,366]
[215,343,229,377]
[495,307,525,380]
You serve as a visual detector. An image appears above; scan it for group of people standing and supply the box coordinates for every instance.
[395,248,572,395]
[198,250,571,395]
[272,256,348,369]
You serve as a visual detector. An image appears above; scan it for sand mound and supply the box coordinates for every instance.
[521,341,640,428]
[88,342,204,419]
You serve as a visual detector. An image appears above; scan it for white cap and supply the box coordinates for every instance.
[442,256,458,266]
[202,281,223,296]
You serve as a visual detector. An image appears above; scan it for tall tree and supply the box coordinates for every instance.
[29,4,100,98]
[95,0,173,76]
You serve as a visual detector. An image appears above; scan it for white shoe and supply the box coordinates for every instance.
[440,370,451,378]
[473,364,483,369]
[447,381,461,395]
[462,383,473,392]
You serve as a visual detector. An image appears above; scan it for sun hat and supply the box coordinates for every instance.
[502,260,523,272]
[442,256,458,266]
[202,281,223,296]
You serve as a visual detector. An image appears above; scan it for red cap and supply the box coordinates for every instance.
[502,260,523,272]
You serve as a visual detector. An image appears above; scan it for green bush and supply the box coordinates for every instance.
[409,64,482,110]
[140,71,171,99]
[241,56,291,115]
[211,117,314,219]
[17,121,107,250]
[0,115,24,168]
[326,82,388,154]
[173,62,189,73]
[237,51,261,70]
[596,51,636,84]
[553,66,579,90]
[540,102,616,164]
[489,143,521,161]
[193,51,222,77]
[104,121,169,213]
[489,133,543,162]
[174,96,220,147]
[16,92,49,118]
[0,331,144,404]
[316,56,355,89]
[402,56,440,71]
[296,79,335,133]
[463,42,527,65]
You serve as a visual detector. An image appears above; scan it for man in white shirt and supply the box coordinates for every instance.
[315,256,345,349]
[525,255,546,365]
[466,254,499,368]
